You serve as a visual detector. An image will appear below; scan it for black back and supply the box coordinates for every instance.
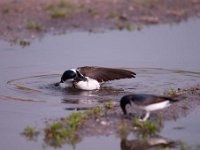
[124,94,177,106]
[120,94,178,115]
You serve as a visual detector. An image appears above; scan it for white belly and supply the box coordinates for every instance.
[74,77,100,90]
[142,101,171,112]
[60,79,73,88]
[59,82,70,88]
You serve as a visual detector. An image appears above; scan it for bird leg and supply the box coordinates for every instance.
[141,111,150,121]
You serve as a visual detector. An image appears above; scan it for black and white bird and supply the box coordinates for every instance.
[55,66,136,90]
[120,94,178,121]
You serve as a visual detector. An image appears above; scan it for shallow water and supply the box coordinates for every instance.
[0,18,200,150]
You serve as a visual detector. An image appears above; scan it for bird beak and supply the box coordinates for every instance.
[120,97,132,115]
[122,108,127,115]
[54,80,63,86]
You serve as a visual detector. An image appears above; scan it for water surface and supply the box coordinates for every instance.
[0,18,200,150]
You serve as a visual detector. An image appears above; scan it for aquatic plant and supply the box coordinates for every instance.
[136,24,143,31]
[44,121,81,148]
[103,99,114,110]
[115,23,133,31]
[132,119,159,138]
[87,106,102,119]
[43,107,104,147]
[22,101,163,148]
[135,0,160,8]
[57,1,76,9]
[2,8,11,14]
[22,126,39,140]
[26,21,43,32]
[9,37,32,47]
[126,23,132,32]
[88,8,98,16]
[19,39,30,47]
[103,100,115,116]
[117,123,129,139]
[46,4,56,11]
[50,10,69,18]
[64,112,87,130]
[47,1,77,10]
[47,1,79,19]
[109,11,120,19]
[167,89,178,97]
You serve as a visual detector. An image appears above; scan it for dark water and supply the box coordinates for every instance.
[0,18,200,150]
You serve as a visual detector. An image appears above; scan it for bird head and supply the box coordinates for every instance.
[120,95,132,115]
[55,69,77,86]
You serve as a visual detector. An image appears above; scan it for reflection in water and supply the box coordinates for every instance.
[120,135,177,150]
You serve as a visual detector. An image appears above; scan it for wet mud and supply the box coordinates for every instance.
[26,84,200,149]
[77,85,200,137]
[1,0,200,41]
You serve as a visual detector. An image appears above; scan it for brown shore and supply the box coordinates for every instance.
[1,0,200,42]
[77,85,200,136]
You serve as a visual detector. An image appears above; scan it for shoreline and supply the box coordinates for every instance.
[1,0,200,42]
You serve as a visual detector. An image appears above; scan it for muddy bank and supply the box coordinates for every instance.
[1,0,200,42]
[23,85,200,148]
[76,85,200,136]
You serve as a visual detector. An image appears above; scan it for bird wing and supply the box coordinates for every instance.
[134,94,175,106]
[77,66,136,82]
